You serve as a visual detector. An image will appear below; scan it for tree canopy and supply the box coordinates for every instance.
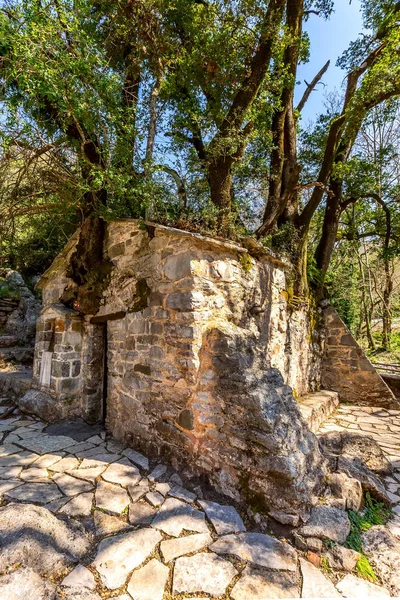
[1,0,400,309]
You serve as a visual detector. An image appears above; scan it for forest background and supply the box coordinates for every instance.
[1,0,400,360]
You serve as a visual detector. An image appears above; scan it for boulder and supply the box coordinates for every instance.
[303,537,323,552]
[18,389,61,422]
[325,545,360,571]
[2,269,40,342]
[293,532,308,551]
[319,431,392,475]
[324,496,347,510]
[336,573,390,597]
[298,506,351,544]
[362,526,400,596]
[0,503,91,576]
[337,456,390,506]
[328,472,363,512]
[0,568,55,600]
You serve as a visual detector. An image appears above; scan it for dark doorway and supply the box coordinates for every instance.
[102,325,108,425]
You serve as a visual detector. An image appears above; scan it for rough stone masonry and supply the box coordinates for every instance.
[26,219,397,517]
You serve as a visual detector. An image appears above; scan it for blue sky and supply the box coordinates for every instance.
[295,0,365,123]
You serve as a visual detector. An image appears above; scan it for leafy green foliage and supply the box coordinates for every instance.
[0,0,400,290]
[356,555,379,583]
[0,279,20,299]
[367,332,400,363]
[320,556,332,573]
[345,493,391,583]
[346,493,391,553]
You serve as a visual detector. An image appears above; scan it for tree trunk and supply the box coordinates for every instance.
[382,260,393,350]
[208,157,234,233]
[364,246,376,350]
[374,195,393,351]
[358,252,375,351]
[260,0,304,232]
[293,228,309,299]
[314,181,342,283]
[62,212,113,315]
[199,0,286,226]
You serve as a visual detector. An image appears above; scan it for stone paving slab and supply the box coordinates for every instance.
[101,457,141,487]
[62,565,96,590]
[210,532,298,571]
[129,501,156,526]
[67,465,105,484]
[17,434,77,454]
[173,552,238,596]
[92,528,162,589]
[0,404,396,600]
[122,447,149,470]
[199,499,246,535]
[59,491,94,517]
[231,566,300,599]
[95,479,130,514]
[151,497,209,536]
[160,532,213,563]
[52,472,93,496]
[169,484,196,503]
[0,478,23,495]
[94,510,132,536]
[0,451,39,467]
[128,479,150,502]
[20,466,50,482]
[50,456,79,472]
[5,482,64,503]
[127,558,169,600]
[299,557,341,598]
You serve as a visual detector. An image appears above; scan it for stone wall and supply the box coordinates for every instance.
[0,297,20,331]
[101,221,326,514]
[32,220,328,515]
[321,305,398,409]
[32,231,105,422]
[33,305,104,423]
[100,221,322,397]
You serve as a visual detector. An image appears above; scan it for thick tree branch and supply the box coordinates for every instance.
[258,0,304,234]
[296,60,330,113]
[296,41,389,232]
[154,165,188,208]
[145,71,162,166]
[219,0,287,134]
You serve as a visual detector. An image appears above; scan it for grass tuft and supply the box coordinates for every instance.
[345,493,391,582]
[356,555,378,582]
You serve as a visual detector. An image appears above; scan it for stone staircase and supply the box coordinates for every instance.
[297,390,339,433]
[0,333,34,367]
[0,294,35,367]
[0,297,20,329]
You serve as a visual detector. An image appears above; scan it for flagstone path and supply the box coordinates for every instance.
[318,403,400,507]
[0,397,397,599]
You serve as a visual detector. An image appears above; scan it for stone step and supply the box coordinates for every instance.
[0,346,34,365]
[298,390,339,433]
[0,335,18,348]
